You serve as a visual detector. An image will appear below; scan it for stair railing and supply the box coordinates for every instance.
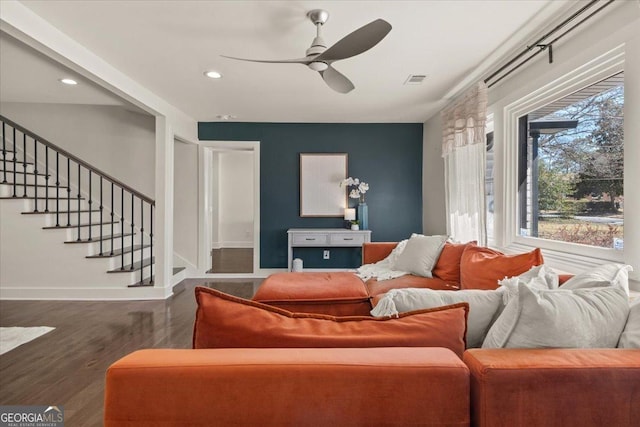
[0,115,154,286]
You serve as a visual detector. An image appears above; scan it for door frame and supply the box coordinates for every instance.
[198,140,260,276]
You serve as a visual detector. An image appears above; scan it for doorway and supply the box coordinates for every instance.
[198,141,260,275]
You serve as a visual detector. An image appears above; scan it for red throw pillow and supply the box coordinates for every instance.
[193,287,469,357]
[460,245,543,290]
[432,241,477,283]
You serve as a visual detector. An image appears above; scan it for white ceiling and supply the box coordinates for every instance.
[4,0,573,123]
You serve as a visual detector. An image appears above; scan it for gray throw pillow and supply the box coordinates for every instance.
[393,234,447,278]
[618,298,640,348]
[371,287,504,348]
[483,284,629,349]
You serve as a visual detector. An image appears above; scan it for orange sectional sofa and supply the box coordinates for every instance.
[104,242,639,426]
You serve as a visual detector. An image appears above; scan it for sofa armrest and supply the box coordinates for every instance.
[362,242,398,265]
[105,347,469,427]
[464,348,640,427]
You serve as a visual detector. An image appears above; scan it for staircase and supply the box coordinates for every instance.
[0,115,155,295]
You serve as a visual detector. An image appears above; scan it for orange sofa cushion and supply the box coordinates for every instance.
[433,241,477,283]
[253,272,371,316]
[460,245,543,290]
[105,347,470,427]
[464,348,640,427]
[194,287,468,357]
[362,242,397,264]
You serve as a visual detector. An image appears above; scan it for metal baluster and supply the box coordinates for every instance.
[1,122,6,183]
[55,153,59,226]
[76,164,81,241]
[22,134,27,198]
[99,177,103,255]
[12,128,16,197]
[33,139,38,212]
[139,200,144,284]
[130,193,135,270]
[44,147,49,212]
[121,188,125,270]
[110,182,114,256]
[88,171,92,241]
[150,204,153,284]
[66,158,71,226]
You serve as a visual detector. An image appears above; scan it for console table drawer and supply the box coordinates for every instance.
[292,233,328,246]
[329,233,366,246]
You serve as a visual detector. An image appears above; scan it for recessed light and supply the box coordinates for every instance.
[59,78,78,85]
[204,70,222,79]
[216,114,236,121]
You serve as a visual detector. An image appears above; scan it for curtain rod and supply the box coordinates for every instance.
[484,0,615,88]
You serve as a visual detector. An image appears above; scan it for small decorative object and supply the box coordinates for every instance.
[340,177,370,230]
[344,208,356,229]
[351,222,360,231]
[292,258,303,272]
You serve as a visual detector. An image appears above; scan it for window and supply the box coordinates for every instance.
[485,128,495,244]
[517,72,624,250]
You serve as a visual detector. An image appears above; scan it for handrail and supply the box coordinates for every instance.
[0,114,154,205]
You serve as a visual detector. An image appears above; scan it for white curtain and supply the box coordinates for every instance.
[442,82,488,245]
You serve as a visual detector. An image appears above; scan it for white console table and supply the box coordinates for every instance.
[287,228,372,271]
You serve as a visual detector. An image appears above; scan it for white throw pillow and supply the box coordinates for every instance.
[499,264,559,305]
[618,298,640,348]
[393,234,447,277]
[561,263,632,294]
[482,283,629,349]
[371,287,504,348]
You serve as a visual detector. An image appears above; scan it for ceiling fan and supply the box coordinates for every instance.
[221,9,392,94]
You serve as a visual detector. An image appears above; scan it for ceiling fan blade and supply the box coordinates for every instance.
[221,55,312,64]
[315,19,391,62]
[320,65,355,94]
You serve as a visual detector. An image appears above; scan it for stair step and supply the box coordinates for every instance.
[22,209,101,215]
[108,257,154,273]
[129,277,155,288]
[173,267,186,275]
[64,232,133,244]
[86,244,151,258]
[43,221,117,230]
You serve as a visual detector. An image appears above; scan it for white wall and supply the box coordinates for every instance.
[0,103,155,196]
[218,151,254,248]
[173,140,198,268]
[422,114,447,235]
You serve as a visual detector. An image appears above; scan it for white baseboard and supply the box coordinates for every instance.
[0,285,173,300]
[214,241,254,249]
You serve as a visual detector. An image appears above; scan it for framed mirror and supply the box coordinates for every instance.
[299,153,347,217]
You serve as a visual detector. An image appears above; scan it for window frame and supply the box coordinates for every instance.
[501,46,625,263]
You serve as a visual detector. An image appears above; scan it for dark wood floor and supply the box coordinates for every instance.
[209,247,253,273]
[0,278,263,426]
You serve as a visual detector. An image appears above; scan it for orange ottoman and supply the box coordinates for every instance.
[253,272,372,316]
[105,347,470,427]
[464,348,640,427]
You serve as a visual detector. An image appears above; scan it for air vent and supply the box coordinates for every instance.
[404,74,427,85]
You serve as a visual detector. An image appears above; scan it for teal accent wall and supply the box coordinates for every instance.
[198,122,423,268]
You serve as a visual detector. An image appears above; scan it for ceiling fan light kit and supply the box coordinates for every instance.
[221,9,391,93]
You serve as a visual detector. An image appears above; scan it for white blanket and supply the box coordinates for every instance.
[355,239,409,282]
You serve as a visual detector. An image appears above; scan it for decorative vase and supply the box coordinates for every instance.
[357,202,368,230]
[351,224,359,231]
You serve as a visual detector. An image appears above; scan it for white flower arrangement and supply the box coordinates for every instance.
[340,177,370,202]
